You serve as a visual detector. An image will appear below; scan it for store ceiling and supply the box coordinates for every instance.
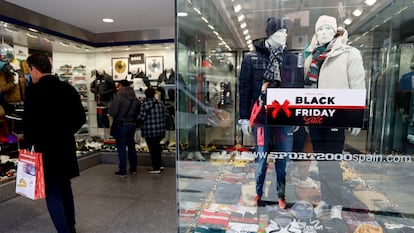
[3,0,175,34]
[1,0,414,54]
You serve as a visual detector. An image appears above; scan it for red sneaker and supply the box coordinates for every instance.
[278,198,287,209]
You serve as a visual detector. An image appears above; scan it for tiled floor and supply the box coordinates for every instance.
[0,164,177,233]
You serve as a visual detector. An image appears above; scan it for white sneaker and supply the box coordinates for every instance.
[187,152,194,160]
[314,201,330,218]
[194,151,206,161]
[330,205,343,219]
[296,177,319,189]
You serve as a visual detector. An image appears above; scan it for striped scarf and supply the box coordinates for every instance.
[263,46,284,84]
[304,44,330,87]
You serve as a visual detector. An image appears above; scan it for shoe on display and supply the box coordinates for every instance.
[148,169,162,174]
[265,219,280,233]
[314,200,331,218]
[278,198,287,209]
[187,152,194,160]
[114,171,127,178]
[296,177,319,189]
[290,201,314,219]
[330,205,343,219]
[194,151,206,161]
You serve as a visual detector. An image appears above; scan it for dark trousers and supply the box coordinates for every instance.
[145,136,164,170]
[45,180,76,233]
[309,127,345,206]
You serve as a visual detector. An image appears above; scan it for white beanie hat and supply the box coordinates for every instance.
[315,15,337,32]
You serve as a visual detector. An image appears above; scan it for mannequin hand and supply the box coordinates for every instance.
[238,119,252,135]
[349,128,361,136]
[13,73,19,85]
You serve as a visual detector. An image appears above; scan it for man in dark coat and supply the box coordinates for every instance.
[23,54,86,233]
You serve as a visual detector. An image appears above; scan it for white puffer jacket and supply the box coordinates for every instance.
[304,36,366,89]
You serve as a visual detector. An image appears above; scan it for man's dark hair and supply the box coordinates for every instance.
[26,53,52,73]
[145,87,156,98]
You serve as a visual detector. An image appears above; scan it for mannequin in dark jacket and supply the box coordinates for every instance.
[238,17,303,208]
[109,80,140,176]
[23,54,86,233]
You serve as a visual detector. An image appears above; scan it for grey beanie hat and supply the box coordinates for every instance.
[265,17,287,37]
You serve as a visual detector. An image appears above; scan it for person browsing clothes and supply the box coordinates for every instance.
[137,87,168,174]
[23,54,86,233]
[109,79,141,177]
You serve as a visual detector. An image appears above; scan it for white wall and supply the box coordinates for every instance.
[53,48,175,139]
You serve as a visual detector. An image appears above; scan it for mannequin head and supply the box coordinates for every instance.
[265,17,287,48]
[315,15,337,45]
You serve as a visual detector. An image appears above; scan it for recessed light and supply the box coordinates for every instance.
[177,12,188,17]
[364,0,376,6]
[102,18,114,23]
[353,9,363,17]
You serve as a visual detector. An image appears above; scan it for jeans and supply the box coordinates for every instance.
[309,127,345,206]
[115,123,137,174]
[254,124,293,199]
[45,180,75,233]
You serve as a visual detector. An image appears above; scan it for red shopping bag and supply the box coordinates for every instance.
[15,149,45,200]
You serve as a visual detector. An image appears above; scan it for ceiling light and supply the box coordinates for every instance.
[245,35,251,40]
[364,0,377,6]
[193,7,201,15]
[208,24,215,30]
[238,14,245,22]
[201,17,209,23]
[243,29,249,35]
[344,18,353,25]
[234,4,241,13]
[102,18,114,23]
[240,22,247,29]
[353,9,363,17]
[28,28,39,33]
[177,12,188,17]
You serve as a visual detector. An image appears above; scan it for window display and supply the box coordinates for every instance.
[177,0,414,232]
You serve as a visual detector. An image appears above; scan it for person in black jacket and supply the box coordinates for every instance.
[109,80,140,177]
[23,54,86,233]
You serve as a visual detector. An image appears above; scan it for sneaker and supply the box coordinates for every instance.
[290,201,314,219]
[278,198,287,209]
[314,201,331,218]
[148,169,162,174]
[160,166,165,170]
[130,170,137,175]
[114,171,127,178]
[194,151,206,161]
[330,205,343,219]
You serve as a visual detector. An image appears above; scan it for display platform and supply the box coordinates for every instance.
[178,151,414,233]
